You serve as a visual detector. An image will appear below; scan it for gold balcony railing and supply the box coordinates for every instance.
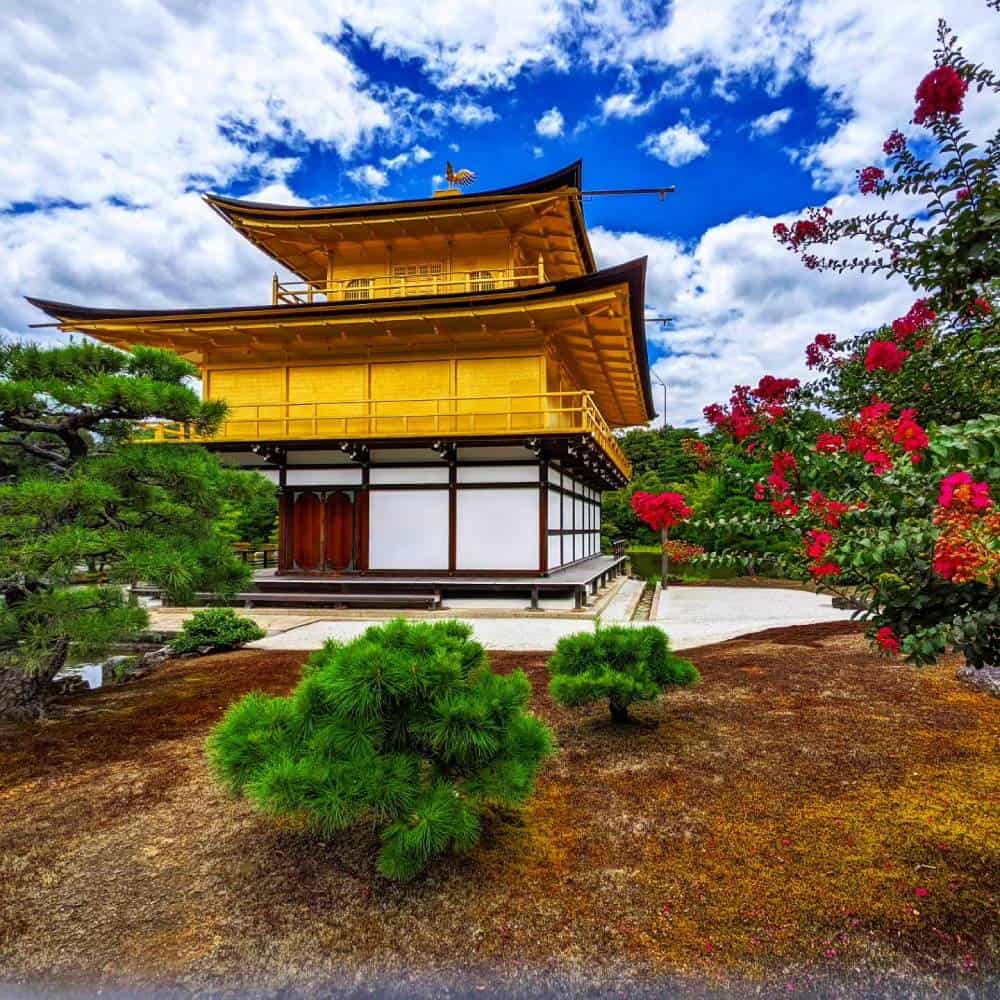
[272,262,547,305]
[137,391,631,478]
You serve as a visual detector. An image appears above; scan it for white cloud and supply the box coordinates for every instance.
[346,164,390,190]
[0,2,395,211]
[641,121,710,166]
[2,188,296,345]
[532,145,545,159]
[535,106,565,138]
[380,153,411,172]
[598,90,659,121]
[590,200,915,428]
[585,0,1000,190]
[337,0,572,90]
[448,102,499,127]
[749,106,792,137]
[380,145,435,171]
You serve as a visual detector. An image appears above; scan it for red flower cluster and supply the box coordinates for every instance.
[876,627,901,655]
[815,432,845,454]
[767,450,799,495]
[933,472,998,585]
[773,207,833,251]
[840,400,928,474]
[858,166,885,194]
[891,299,936,342]
[755,375,800,404]
[913,65,968,125]
[704,378,798,442]
[883,130,906,155]
[805,333,838,369]
[807,490,855,529]
[956,187,972,201]
[681,438,713,470]
[810,560,841,578]
[939,471,992,511]
[663,539,705,565]
[805,529,833,559]
[771,496,800,518]
[865,340,910,373]
[631,491,693,532]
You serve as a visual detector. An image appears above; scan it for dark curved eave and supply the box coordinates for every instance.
[26,254,651,421]
[203,160,595,277]
[205,161,583,218]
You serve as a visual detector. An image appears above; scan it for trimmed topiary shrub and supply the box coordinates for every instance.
[206,619,555,880]
[548,625,698,723]
[169,607,265,656]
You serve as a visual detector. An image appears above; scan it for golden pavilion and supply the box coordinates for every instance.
[29,161,654,593]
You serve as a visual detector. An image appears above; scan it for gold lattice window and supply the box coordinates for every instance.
[469,269,495,292]
[392,263,443,277]
[345,277,373,301]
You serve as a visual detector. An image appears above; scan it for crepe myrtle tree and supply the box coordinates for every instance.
[0,339,254,719]
[630,490,693,584]
[701,17,999,667]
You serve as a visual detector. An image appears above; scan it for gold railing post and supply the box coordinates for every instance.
[537,256,545,283]
[272,273,279,305]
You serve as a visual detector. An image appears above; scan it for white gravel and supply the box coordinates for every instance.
[247,586,853,652]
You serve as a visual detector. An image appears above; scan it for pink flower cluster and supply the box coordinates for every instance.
[891,299,936,342]
[883,130,906,155]
[820,400,929,474]
[806,333,838,369]
[933,473,998,585]
[865,340,910,373]
[858,166,885,195]
[939,471,992,511]
[913,66,968,125]
[704,377,799,442]
[773,207,834,265]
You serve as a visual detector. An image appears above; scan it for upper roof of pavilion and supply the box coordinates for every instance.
[203,161,596,283]
[27,258,655,427]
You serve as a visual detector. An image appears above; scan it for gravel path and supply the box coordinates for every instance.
[247,586,853,651]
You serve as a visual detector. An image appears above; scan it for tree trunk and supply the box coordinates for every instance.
[661,526,670,587]
[0,640,70,721]
[609,699,630,724]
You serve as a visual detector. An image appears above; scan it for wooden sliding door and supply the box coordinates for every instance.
[288,490,362,573]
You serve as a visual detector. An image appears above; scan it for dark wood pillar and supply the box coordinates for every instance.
[277,489,293,573]
[448,458,457,574]
[539,458,548,576]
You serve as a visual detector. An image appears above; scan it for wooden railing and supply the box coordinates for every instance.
[272,263,546,305]
[137,391,631,478]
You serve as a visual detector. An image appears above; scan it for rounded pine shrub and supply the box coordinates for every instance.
[206,619,554,880]
[169,607,265,655]
[548,624,698,723]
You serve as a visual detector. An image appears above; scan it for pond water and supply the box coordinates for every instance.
[55,646,153,690]
[59,662,107,689]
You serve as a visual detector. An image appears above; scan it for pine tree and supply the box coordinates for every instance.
[0,339,253,718]
[548,625,698,723]
[207,619,555,880]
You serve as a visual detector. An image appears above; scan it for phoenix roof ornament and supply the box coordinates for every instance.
[445,161,476,190]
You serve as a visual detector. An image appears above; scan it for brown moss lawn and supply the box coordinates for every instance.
[0,622,997,998]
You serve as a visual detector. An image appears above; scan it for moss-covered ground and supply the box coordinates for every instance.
[0,621,996,997]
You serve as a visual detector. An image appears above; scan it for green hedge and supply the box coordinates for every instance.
[626,547,742,582]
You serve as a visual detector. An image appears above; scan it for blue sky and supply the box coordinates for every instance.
[3,0,999,425]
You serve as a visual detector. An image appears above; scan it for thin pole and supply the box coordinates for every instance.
[651,372,667,430]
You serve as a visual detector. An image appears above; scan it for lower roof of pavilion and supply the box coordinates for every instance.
[28,259,654,428]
